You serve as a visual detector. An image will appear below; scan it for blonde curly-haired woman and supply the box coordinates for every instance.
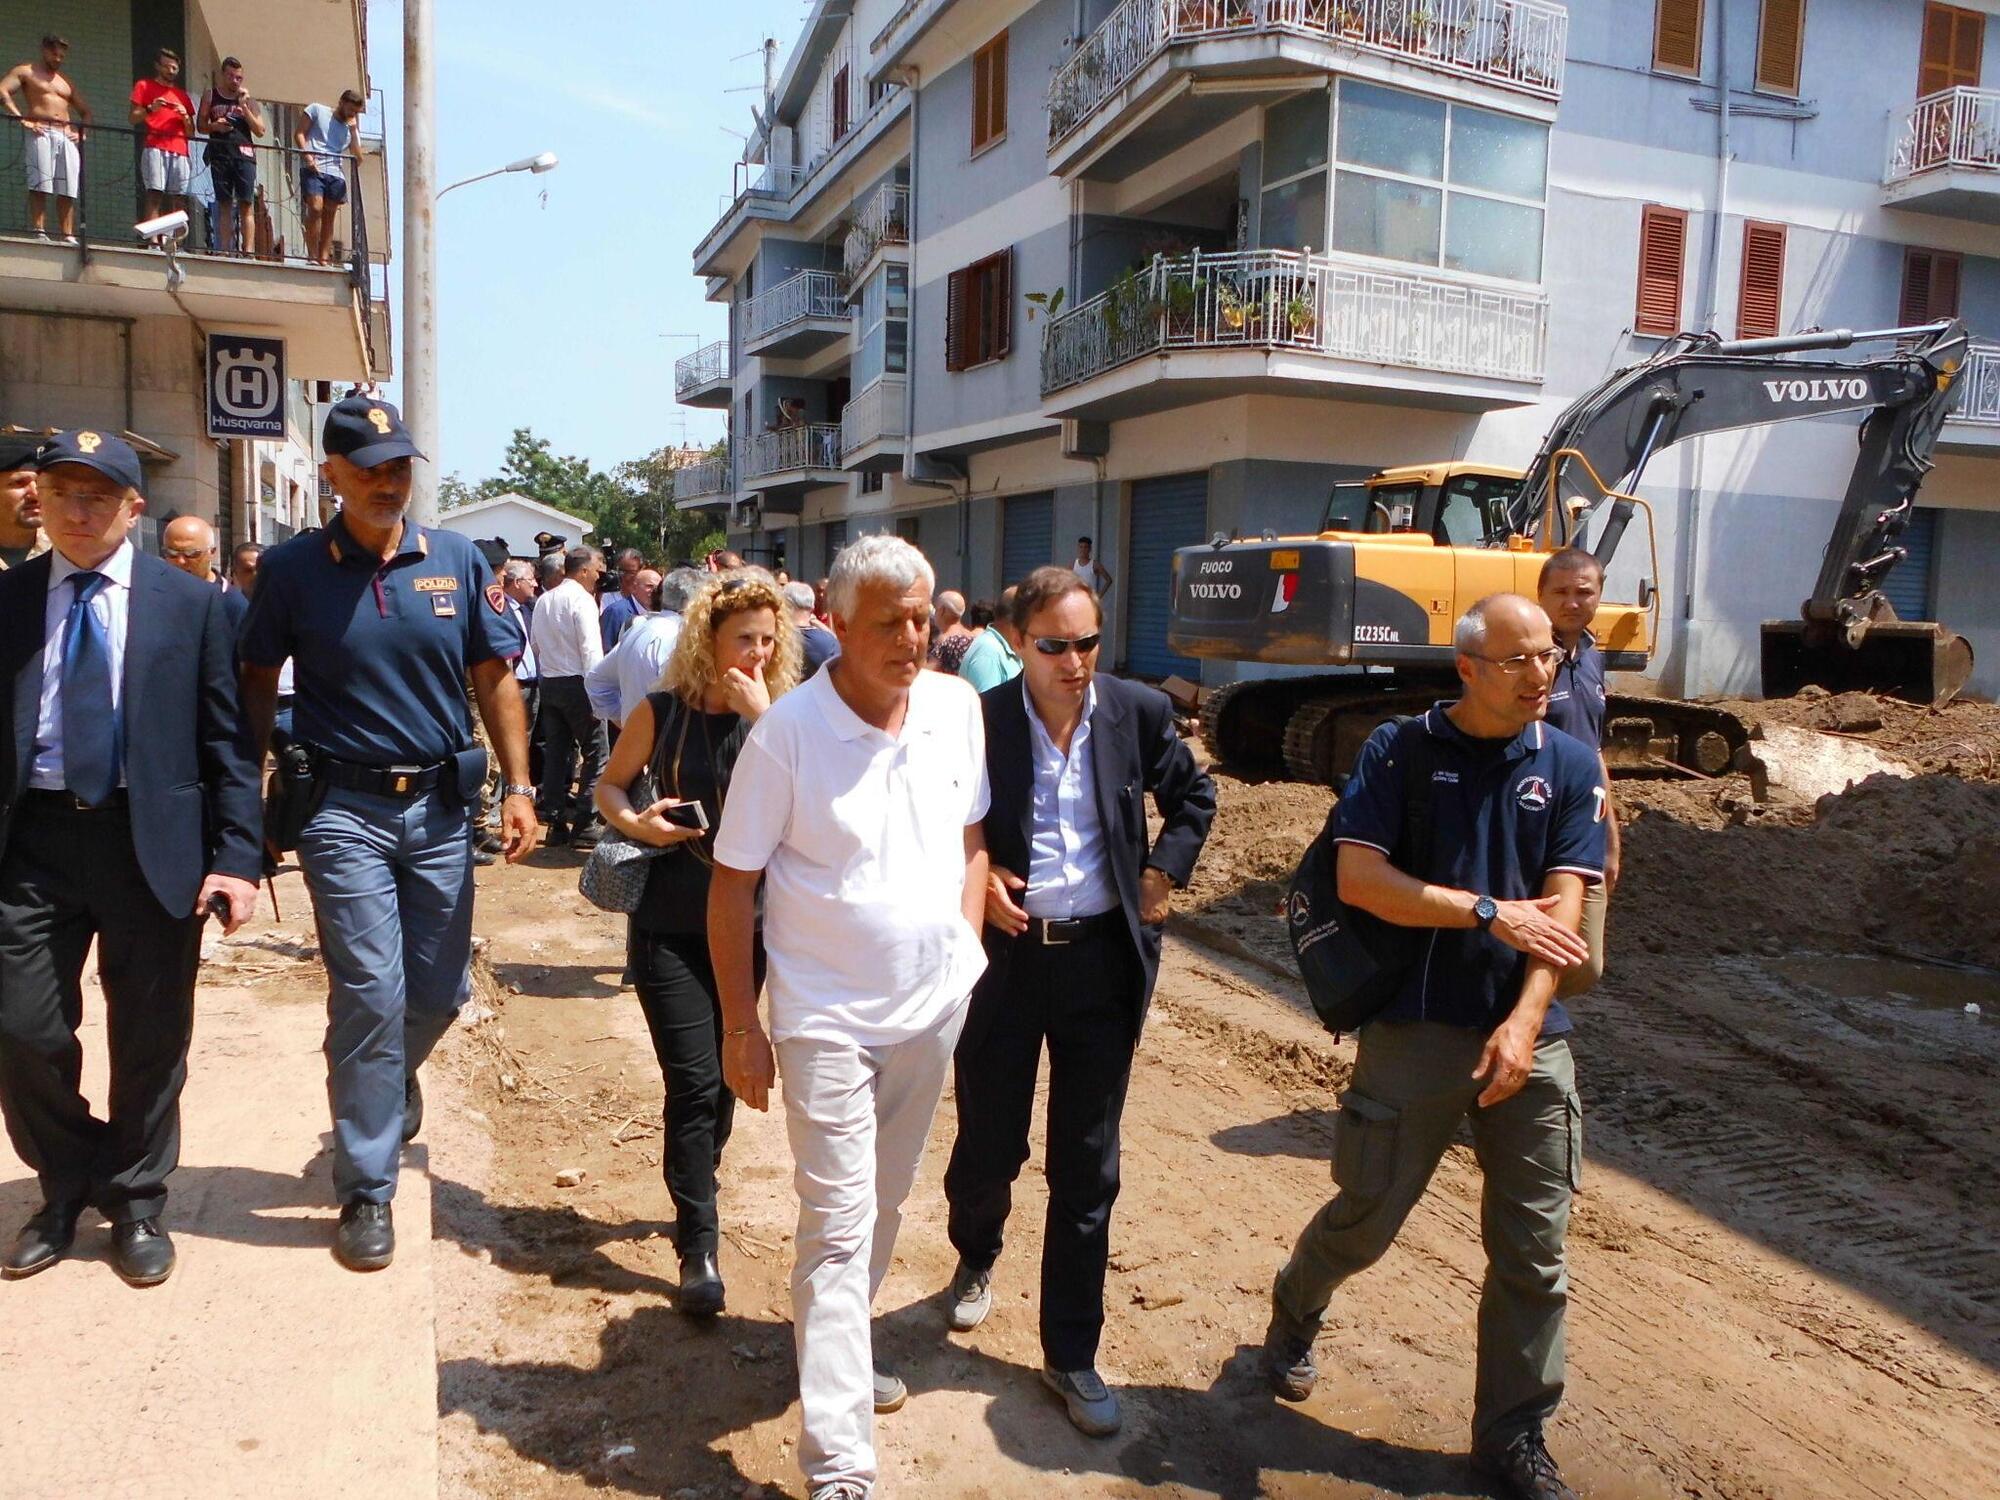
[595,572,803,1316]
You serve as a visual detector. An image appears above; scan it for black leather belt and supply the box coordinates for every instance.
[24,786,128,811]
[1024,909,1125,946]
[317,753,446,799]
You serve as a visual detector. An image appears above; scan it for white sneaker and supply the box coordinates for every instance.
[948,1259,993,1331]
[872,1362,906,1413]
[809,1484,869,1500]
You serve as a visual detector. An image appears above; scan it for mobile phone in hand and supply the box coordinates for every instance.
[658,799,710,832]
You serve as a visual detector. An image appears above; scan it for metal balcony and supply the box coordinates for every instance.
[741,270,850,359]
[675,340,731,408]
[742,424,845,500]
[1885,87,2000,222]
[1049,0,1566,161]
[843,183,910,284]
[1940,340,2000,452]
[672,454,735,508]
[1040,248,1544,418]
[840,378,907,470]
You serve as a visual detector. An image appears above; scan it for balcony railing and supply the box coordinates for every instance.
[843,183,911,280]
[1040,248,1546,394]
[1951,342,2000,425]
[744,423,843,480]
[1049,0,1567,145]
[711,84,906,229]
[1888,86,2000,182]
[742,270,848,345]
[841,378,907,455]
[672,455,733,501]
[675,340,728,398]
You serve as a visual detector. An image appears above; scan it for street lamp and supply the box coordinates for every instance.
[403,148,559,522]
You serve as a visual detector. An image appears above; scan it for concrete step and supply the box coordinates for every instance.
[0,926,439,1500]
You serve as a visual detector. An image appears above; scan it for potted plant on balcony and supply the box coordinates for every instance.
[1025,287,1067,322]
[1165,275,1202,339]
[1215,282,1247,333]
[1286,293,1318,341]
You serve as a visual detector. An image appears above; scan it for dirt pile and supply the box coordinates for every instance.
[1717,690,2000,780]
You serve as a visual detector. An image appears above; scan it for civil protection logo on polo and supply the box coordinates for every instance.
[1515,775,1551,812]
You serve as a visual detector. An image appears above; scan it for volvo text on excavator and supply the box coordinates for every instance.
[1169,320,1976,785]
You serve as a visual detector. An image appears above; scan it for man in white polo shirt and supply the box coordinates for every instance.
[711,534,990,1500]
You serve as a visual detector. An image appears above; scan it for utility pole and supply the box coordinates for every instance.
[402,0,438,522]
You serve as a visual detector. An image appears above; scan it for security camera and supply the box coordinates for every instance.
[135,209,189,241]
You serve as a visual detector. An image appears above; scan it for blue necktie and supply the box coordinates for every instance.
[60,570,118,806]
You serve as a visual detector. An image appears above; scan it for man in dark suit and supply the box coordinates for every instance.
[0,430,261,1286]
[942,565,1215,1436]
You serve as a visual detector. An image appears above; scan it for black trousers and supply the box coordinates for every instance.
[0,797,202,1223]
[944,925,1141,1370]
[629,926,762,1256]
[537,676,606,826]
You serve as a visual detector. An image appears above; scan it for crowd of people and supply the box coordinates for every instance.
[0,32,363,260]
[0,395,1616,1500]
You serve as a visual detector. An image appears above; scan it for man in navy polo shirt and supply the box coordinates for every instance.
[1263,593,1604,1500]
[1538,546,1618,998]
[239,396,538,1272]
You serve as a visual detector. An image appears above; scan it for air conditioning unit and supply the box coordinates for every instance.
[733,500,760,531]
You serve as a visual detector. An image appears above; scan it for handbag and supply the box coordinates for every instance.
[1285,717,1436,1036]
[578,700,689,914]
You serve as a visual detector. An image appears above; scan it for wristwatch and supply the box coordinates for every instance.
[1473,894,1499,932]
[502,783,536,800]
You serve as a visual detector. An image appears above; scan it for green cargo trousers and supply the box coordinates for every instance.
[1271,1020,1582,1447]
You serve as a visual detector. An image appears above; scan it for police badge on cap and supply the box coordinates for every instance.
[323,396,426,469]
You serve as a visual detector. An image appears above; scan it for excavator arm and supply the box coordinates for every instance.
[1504,320,1973,704]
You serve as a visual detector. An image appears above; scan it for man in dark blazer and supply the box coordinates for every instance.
[0,431,261,1287]
[942,565,1215,1437]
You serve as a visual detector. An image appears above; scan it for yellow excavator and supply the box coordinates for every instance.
[1170,321,1976,783]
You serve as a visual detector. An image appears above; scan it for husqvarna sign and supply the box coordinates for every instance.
[205,334,286,439]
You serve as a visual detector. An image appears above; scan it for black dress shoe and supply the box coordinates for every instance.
[2,1201,84,1280]
[336,1200,395,1271]
[678,1250,725,1318]
[570,818,606,851]
[474,829,505,855]
[546,820,573,847]
[402,1071,424,1144]
[472,846,497,867]
[111,1218,176,1287]
[1471,1428,1580,1500]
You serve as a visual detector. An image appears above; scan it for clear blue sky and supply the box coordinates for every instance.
[367,0,800,484]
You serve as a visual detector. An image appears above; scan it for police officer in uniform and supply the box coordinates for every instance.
[239,397,537,1272]
[1263,593,1605,1500]
[1536,546,1617,996]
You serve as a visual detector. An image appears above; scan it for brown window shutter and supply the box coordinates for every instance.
[1920,3,1984,95]
[1737,220,1787,339]
[991,32,1009,142]
[946,267,968,371]
[1900,248,1962,323]
[1634,205,1688,336]
[831,67,850,141]
[1654,0,1704,76]
[1933,251,1962,319]
[1756,0,1806,94]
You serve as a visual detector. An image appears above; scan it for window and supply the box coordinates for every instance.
[1900,247,1962,324]
[1737,220,1787,339]
[1920,2,1983,95]
[1654,0,1705,76]
[1260,91,1329,252]
[831,66,850,142]
[972,31,1008,153]
[860,470,885,494]
[1634,205,1688,336]
[895,516,921,543]
[1325,82,1548,282]
[856,263,909,390]
[1755,0,1806,94]
[946,249,1012,371]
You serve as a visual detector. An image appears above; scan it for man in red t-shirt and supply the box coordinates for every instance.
[128,47,194,227]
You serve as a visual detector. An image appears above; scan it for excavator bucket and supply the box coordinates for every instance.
[1760,619,1975,708]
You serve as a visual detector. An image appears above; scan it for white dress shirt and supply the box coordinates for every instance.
[1022,680,1119,919]
[30,539,134,789]
[506,597,537,681]
[586,610,681,724]
[528,576,603,678]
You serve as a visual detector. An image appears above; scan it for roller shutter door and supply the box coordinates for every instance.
[1001,492,1053,589]
[1881,508,1938,621]
[1126,472,1209,679]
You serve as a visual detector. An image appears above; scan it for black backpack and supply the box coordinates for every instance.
[1285,718,1437,1036]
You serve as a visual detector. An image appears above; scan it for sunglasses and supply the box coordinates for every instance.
[1029,632,1101,657]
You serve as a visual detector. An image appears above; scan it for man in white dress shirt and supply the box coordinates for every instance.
[586,565,703,730]
[709,535,990,1500]
[528,544,606,846]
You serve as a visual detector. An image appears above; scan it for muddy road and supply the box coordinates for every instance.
[427,696,2000,1499]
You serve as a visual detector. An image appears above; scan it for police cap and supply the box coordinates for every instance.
[38,429,143,491]
[0,433,41,472]
[323,395,425,469]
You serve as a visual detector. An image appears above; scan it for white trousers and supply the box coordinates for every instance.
[25,131,79,197]
[778,1001,966,1492]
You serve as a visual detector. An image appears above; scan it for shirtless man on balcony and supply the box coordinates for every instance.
[0,35,93,243]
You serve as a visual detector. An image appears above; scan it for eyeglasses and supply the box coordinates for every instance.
[1029,632,1102,657]
[1465,646,1564,675]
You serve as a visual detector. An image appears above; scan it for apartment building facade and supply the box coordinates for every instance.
[0,0,390,551]
[681,0,2000,696]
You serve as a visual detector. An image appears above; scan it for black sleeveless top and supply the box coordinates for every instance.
[632,691,751,935]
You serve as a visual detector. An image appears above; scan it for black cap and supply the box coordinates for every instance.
[323,395,424,469]
[0,433,41,472]
[37,429,143,491]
